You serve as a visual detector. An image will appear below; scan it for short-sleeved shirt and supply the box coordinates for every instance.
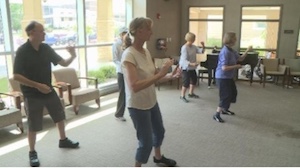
[13,40,62,98]
[121,46,157,110]
[215,45,239,79]
[179,44,203,70]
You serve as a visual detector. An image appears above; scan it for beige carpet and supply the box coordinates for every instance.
[0,80,300,167]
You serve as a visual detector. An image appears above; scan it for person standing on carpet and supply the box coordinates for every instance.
[213,31,252,123]
[121,17,177,167]
[112,26,128,121]
[179,32,205,103]
[13,21,79,167]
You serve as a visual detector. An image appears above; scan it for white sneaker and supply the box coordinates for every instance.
[115,117,126,121]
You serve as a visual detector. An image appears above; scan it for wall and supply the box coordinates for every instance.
[181,0,300,58]
[146,0,181,59]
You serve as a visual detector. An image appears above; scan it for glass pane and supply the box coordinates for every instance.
[242,6,280,20]
[189,7,223,20]
[86,46,117,87]
[42,0,77,47]
[0,55,9,93]
[85,0,126,45]
[9,0,24,50]
[297,30,300,55]
[0,3,5,52]
[85,0,97,44]
[189,21,223,48]
[240,22,279,50]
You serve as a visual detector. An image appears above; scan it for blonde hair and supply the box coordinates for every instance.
[223,32,236,46]
[185,32,196,42]
[123,17,153,49]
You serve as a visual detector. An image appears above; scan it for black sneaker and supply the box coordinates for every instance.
[222,110,235,115]
[59,138,79,148]
[180,96,189,103]
[29,151,40,167]
[188,93,199,98]
[153,155,177,167]
[213,115,224,123]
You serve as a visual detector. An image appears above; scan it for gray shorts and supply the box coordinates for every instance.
[24,92,65,132]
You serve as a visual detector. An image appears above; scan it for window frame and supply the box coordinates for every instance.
[240,5,282,57]
[188,6,225,50]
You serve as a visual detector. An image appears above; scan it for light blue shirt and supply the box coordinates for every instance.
[112,37,124,73]
[179,44,203,70]
[215,45,239,79]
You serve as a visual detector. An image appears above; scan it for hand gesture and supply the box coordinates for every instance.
[159,58,174,76]
[36,83,52,94]
[66,46,76,57]
[200,41,205,46]
[190,62,199,67]
[247,45,253,52]
[236,64,242,69]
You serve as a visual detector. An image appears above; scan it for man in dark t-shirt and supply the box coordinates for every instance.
[13,21,79,167]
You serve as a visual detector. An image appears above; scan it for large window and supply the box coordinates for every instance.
[0,0,128,93]
[189,7,223,50]
[297,29,300,56]
[241,6,281,57]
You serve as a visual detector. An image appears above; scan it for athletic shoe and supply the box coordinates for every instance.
[29,151,40,167]
[153,155,177,167]
[213,115,224,123]
[115,116,126,121]
[180,96,189,103]
[222,110,235,115]
[59,138,79,148]
[188,93,200,98]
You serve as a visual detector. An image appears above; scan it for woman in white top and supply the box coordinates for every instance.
[121,17,177,167]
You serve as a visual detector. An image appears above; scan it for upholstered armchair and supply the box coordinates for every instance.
[260,58,287,88]
[8,78,65,117]
[52,68,100,114]
[283,58,300,87]
[0,92,24,133]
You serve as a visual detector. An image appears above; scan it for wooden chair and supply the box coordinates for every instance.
[0,93,24,133]
[52,68,100,114]
[283,58,300,87]
[156,64,182,91]
[260,58,287,88]
[154,58,182,91]
[8,78,65,117]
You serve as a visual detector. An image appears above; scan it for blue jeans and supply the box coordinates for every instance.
[128,102,165,164]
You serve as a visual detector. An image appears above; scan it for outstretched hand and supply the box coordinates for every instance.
[247,45,253,52]
[66,46,76,57]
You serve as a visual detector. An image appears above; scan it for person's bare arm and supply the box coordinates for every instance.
[238,45,252,62]
[123,59,173,93]
[57,46,77,67]
[222,64,242,71]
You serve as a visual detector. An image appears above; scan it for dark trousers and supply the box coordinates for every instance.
[216,78,237,110]
[115,73,126,117]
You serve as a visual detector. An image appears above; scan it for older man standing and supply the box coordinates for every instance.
[13,21,79,167]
